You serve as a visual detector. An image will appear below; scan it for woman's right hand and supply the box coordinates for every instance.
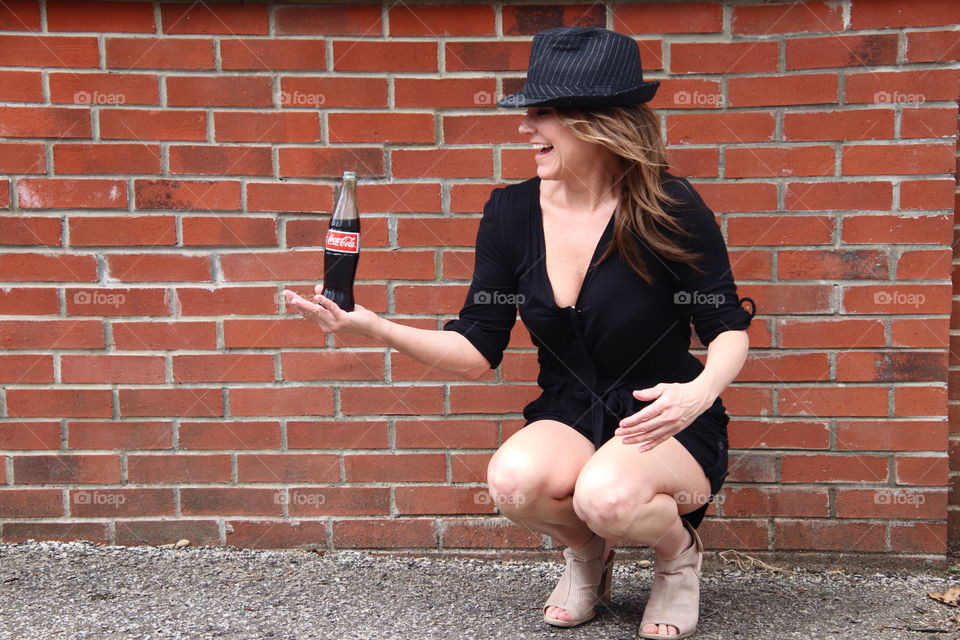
[283,285,383,339]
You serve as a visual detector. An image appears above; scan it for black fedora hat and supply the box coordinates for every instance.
[498,26,659,108]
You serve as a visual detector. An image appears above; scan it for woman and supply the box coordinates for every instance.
[284,26,754,640]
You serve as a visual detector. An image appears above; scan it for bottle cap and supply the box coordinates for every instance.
[343,171,357,180]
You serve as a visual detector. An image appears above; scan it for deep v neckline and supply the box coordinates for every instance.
[534,179,616,311]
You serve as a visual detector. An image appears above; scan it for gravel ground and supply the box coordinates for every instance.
[1,540,959,640]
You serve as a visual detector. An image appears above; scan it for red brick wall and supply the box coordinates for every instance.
[0,0,957,554]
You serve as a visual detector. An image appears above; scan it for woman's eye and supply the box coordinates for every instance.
[536,108,551,116]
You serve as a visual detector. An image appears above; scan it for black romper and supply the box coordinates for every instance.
[443,171,756,529]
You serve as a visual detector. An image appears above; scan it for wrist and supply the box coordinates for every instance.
[691,370,721,407]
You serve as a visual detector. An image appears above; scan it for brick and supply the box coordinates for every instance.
[344,454,445,482]
[667,112,775,145]
[895,456,948,485]
[176,286,277,316]
[357,183,441,213]
[728,419,830,450]
[49,72,159,106]
[248,183,332,213]
[166,76,272,108]
[393,148,492,179]
[397,217,480,247]
[0,320,104,349]
[14,454,119,483]
[851,0,959,28]
[222,319,328,348]
[221,39,327,71]
[901,179,956,211]
[70,488,174,517]
[47,1,153,32]
[127,454,231,483]
[733,1,843,34]
[332,519,435,549]
[786,181,892,211]
[895,385,946,417]
[281,351,385,381]
[729,74,837,108]
[775,520,885,552]
[285,216,389,249]
[181,488,283,516]
[0,2,41,30]
[161,3,268,35]
[443,114,527,145]
[135,179,240,211]
[0,489,63,518]
[179,421,281,450]
[0,106,90,138]
[893,318,949,348]
[738,352,830,382]
[842,284,950,315]
[230,387,334,417]
[836,488,945,519]
[726,146,834,178]
[0,354,54,382]
[100,108,206,141]
[333,41,437,72]
[502,4,604,35]
[445,41,530,72]
[119,388,223,417]
[68,421,171,450]
[731,216,836,247]
[778,249,887,280]
[450,183,506,213]
[901,107,959,139]
[65,287,168,317]
[837,351,946,382]
[451,453,493,483]
[3,522,107,543]
[224,520,325,550]
[286,487,389,517]
[17,178,126,209]
[173,354,275,383]
[340,386,443,416]
[778,386,889,417]
[390,5,495,35]
[0,70,42,101]
[112,321,216,350]
[61,355,165,384]
[105,253,211,282]
[842,213,952,244]
[899,248,951,279]
[214,111,320,143]
[890,522,946,553]
[722,487,829,518]
[395,419,498,449]
[906,30,960,63]
[0,422,60,450]
[329,113,434,144]
[106,38,214,70]
[787,34,898,70]
[0,214,57,246]
[0,252,97,281]
[441,518,544,549]
[69,215,175,247]
[0,35,98,67]
[671,41,777,75]
[287,420,389,450]
[279,147,383,178]
[237,454,340,483]
[281,77,387,109]
[784,109,894,141]
[615,2,722,33]
[392,284,467,315]
[842,143,955,176]
[396,486,494,515]
[450,384,540,414]
[275,5,381,35]
[182,216,277,247]
[54,143,161,175]
[782,454,889,483]
[0,143,45,173]
[847,69,959,104]
[117,520,220,546]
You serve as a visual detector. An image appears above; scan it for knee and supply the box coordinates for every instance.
[572,471,649,537]
[486,453,549,513]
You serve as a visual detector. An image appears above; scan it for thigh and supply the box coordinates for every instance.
[487,419,596,498]
[576,435,712,516]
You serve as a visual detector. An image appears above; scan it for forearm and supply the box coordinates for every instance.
[369,316,490,380]
[692,329,749,403]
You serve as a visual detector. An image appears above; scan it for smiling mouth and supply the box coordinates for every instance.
[535,145,554,156]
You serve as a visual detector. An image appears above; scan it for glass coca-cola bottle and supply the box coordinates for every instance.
[322,171,360,311]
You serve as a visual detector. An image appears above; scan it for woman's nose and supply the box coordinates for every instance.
[518,115,534,135]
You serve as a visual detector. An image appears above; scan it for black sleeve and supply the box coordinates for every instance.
[668,179,756,347]
[441,188,519,369]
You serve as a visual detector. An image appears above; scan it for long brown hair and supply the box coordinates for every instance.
[553,104,708,285]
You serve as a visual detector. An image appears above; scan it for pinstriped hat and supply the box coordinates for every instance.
[498,26,659,108]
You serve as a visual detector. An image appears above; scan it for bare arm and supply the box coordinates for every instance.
[691,329,750,403]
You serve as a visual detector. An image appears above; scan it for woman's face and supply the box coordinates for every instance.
[518,107,610,183]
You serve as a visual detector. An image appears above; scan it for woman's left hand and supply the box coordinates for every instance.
[615,381,715,452]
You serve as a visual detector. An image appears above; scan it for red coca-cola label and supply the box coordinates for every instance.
[325,230,360,253]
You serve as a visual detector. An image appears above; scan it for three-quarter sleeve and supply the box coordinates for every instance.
[442,188,519,369]
[668,179,756,347]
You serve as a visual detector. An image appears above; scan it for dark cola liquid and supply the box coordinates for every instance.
[322,244,359,311]
[322,173,360,313]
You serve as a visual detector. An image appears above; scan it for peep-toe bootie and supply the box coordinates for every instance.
[637,518,704,639]
[543,532,615,628]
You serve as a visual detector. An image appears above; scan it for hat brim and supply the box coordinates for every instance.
[496,81,660,108]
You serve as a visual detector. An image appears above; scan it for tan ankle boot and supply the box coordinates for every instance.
[637,518,704,639]
[543,532,615,627]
